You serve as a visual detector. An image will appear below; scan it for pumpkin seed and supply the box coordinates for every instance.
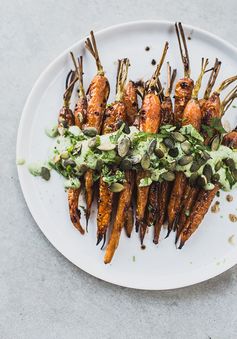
[168,147,179,158]
[97,142,116,151]
[224,158,235,170]
[41,167,51,181]
[163,137,175,149]
[130,154,142,164]
[190,159,204,172]
[61,151,69,159]
[154,148,164,158]
[161,171,175,181]
[215,160,222,171]
[110,182,125,192]
[197,175,207,187]
[73,143,82,155]
[211,134,220,151]
[147,139,157,155]
[172,131,186,143]
[88,136,100,149]
[53,154,61,163]
[178,155,193,166]
[83,127,98,137]
[203,164,213,182]
[202,150,211,161]
[118,137,130,157]
[168,160,176,171]
[180,140,191,154]
[189,173,199,186]
[141,153,150,170]
[212,173,220,183]
[205,183,215,191]
[63,159,76,167]
[120,159,132,170]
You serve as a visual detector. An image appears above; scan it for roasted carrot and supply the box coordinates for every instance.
[178,88,237,248]
[174,22,194,126]
[124,205,134,238]
[136,42,169,234]
[123,79,138,238]
[58,70,76,129]
[96,59,129,246]
[175,59,221,241]
[165,23,194,236]
[176,74,237,242]
[104,170,133,264]
[124,80,138,125]
[167,58,209,236]
[84,31,110,226]
[67,54,87,234]
[152,64,177,244]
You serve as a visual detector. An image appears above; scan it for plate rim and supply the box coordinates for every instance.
[16,19,237,290]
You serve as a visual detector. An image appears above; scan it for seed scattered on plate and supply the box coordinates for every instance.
[145,46,150,51]
[211,201,220,213]
[226,194,233,202]
[229,214,237,222]
[228,234,235,245]
[151,59,156,65]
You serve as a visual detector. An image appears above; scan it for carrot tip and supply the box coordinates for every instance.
[165,228,172,239]
[100,234,106,250]
[135,220,140,232]
[96,233,103,246]
[178,241,185,249]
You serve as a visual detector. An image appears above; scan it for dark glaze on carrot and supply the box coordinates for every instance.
[176,74,237,242]
[124,80,138,125]
[136,42,169,234]
[97,59,129,246]
[124,205,134,237]
[174,22,194,126]
[67,54,87,235]
[104,170,133,264]
[84,31,110,225]
[178,87,237,248]
[167,58,208,236]
[152,65,177,245]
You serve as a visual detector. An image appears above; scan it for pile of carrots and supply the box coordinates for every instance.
[56,23,237,264]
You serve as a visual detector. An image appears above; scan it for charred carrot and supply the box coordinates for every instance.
[84,31,110,226]
[167,58,209,236]
[104,170,133,264]
[175,59,221,241]
[174,22,194,126]
[67,54,87,234]
[152,64,177,244]
[123,78,138,238]
[178,88,237,248]
[136,42,169,234]
[124,80,138,125]
[97,59,129,246]
[124,205,134,238]
[176,74,237,242]
[165,23,194,236]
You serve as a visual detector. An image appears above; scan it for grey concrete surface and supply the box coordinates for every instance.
[1,0,237,338]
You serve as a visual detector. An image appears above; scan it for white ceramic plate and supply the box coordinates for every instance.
[17,20,237,290]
